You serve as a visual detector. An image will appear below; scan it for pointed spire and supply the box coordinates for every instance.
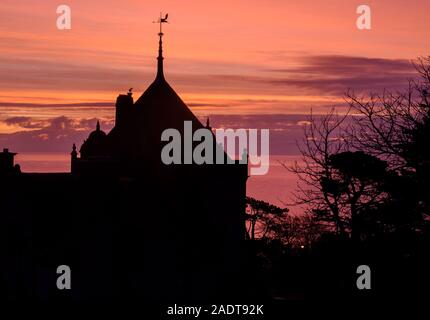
[156,31,165,81]
[96,120,100,131]
[154,13,169,81]
[206,117,211,130]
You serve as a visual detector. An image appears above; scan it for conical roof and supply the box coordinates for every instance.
[135,78,203,132]
[134,30,203,132]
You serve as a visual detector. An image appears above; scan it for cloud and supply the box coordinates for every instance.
[269,55,414,75]
[0,54,419,101]
[0,102,114,108]
[0,53,421,153]
[0,116,114,152]
[201,114,322,155]
[265,55,418,95]
[1,113,309,154]
[0,57,153,92]
[4,116,45,129]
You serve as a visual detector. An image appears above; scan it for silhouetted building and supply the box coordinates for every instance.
[1,28,248,302]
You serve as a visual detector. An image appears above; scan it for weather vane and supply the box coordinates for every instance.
[153,12,169,35]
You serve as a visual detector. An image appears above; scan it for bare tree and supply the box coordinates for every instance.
[345,56,430,221]
[280,214,322,248]
[285,109,349,235]
[286,108,391,241]
[345,56,430,170]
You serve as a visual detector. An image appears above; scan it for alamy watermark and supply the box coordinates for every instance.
[56,5,71,30]
[56,265,71,290]
[161,121,270,176]
[356,265,371,289]
[356,5,371,30]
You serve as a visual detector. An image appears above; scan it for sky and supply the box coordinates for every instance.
[0,0,429,154]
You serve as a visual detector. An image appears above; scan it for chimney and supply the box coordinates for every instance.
[0,148,17,175]
[115,92,134,128]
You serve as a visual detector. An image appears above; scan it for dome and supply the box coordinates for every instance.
[80,121,108,159]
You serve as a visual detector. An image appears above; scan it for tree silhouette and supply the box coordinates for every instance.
[290,57,430,241]
[323,151,389,241]
[245,197,288,241]
[346,56,430,224]
[287,109,350,236]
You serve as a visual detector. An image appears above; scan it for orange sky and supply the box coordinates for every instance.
[2,0,429,205]
[1,0,429,134]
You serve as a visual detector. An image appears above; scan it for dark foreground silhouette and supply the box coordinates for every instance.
[0,30,248,304]
[0,27,429,315]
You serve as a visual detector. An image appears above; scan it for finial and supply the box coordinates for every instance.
[96,120,100,131]
[71,143,77,157]
[206,117,211,129]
